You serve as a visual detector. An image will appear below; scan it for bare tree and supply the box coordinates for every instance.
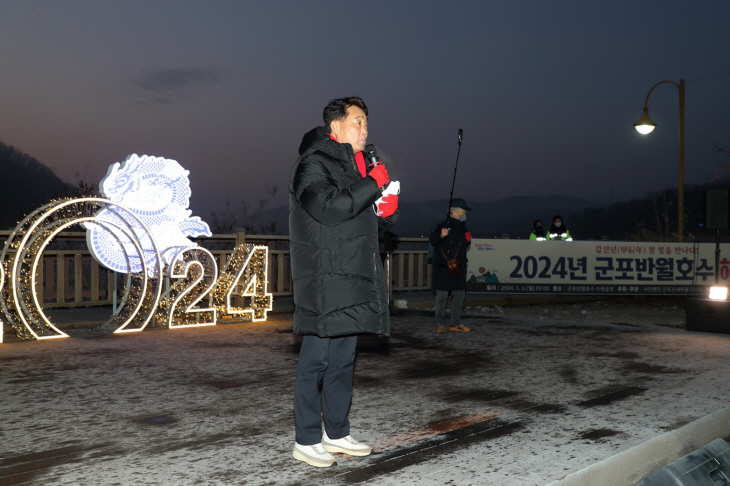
[630,189,676,242]
[209,185,282,235]
[210,197,237,234]
[265,184,280,205]
[74,167,100,197]
[710,144,730,183]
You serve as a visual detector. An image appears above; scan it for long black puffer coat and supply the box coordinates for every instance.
[429,217,471,291]
[289,126,395,337]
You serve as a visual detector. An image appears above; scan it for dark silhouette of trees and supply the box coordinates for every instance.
[571,180,730,242]
[0,141,78,229]
[209,184,283,235]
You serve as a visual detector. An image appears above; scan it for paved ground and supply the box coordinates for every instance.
[1,300,729,485]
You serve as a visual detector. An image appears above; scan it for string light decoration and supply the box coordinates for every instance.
[0,155,275,343]
[0,198,163,340]
[88,154,210,332]
[210,244,273,322]
[155,247,218,328]
[0,262,4,343]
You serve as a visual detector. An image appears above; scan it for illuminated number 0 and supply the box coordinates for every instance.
[0,263,4,343]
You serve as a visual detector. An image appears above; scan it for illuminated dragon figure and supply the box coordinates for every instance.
[86,154,212,275]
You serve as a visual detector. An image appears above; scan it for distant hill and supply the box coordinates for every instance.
[4,141,725,242]
[237,195,604,238]
[236,184,730,242]
[0,142,78,229]
[571,181,730,242]
[396,196,604,238]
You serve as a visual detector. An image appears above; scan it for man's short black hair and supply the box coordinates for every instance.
[323,97,368,133]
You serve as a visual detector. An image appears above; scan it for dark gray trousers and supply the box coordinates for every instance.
[435,289,465,327]
[294,335,357,445]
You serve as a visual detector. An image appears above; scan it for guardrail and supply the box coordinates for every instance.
[0,231,430,308]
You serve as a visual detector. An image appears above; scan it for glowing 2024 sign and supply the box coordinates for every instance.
[0,154,272,343]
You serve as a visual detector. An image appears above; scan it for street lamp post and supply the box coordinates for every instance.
[633,79,685,240]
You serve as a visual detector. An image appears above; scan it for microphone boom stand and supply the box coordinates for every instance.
[446,129,463,225]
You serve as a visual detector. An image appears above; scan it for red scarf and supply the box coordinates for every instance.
[329,133,366,177]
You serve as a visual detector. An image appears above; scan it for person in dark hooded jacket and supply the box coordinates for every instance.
[430,198,472,333]
[530,219,546,241]
[547,214,572,241]
[289,97,398,468]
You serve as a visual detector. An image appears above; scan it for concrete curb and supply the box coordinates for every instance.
[548,404,730,486]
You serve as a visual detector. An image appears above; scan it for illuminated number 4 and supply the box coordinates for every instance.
[210,244,273,322]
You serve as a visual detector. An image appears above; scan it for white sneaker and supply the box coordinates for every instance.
[292,442,336,468]
[322,431,372,456]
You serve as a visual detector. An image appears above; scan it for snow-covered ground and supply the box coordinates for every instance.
[469,298,686,328]
[2,298,726,486]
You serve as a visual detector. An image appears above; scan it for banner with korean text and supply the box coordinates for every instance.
[466,239,730,295]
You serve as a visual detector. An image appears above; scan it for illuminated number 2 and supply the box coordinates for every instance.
[210,244,273,322]
[157,247,218,328]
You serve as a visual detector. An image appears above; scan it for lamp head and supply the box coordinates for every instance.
[634,107,656,135]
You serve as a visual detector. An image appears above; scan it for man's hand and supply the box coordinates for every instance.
[441,228,450,238]
[465,232,472,242]
[377,194,398,218]
[368,164,389,188]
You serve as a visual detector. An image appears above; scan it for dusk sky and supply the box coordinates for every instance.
[1,1,729,220]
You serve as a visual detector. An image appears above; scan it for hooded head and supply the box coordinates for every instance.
[551,215,565,230]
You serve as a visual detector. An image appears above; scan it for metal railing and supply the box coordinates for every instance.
[390,237,432,290]
[0,231,430,308]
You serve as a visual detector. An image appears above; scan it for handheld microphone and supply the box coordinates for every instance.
[365,143,379,166]
[365,143,389,192]
[458,129,463,145]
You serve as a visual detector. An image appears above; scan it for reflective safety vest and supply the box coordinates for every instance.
[530,232,546,241]
[547,230,572,241]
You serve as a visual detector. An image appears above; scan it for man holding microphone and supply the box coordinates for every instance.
[289,97,398,467]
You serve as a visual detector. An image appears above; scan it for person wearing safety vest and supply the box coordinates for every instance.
[547,214,572,241]
[529,219,547,241]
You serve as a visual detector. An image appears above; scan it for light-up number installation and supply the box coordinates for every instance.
[0,154,273,343]
[156,247,218,328]
[210,244,273,321]
[0,262,4,344]
[0,198,164,341]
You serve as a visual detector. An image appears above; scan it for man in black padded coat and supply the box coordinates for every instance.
[289,97,398,468]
